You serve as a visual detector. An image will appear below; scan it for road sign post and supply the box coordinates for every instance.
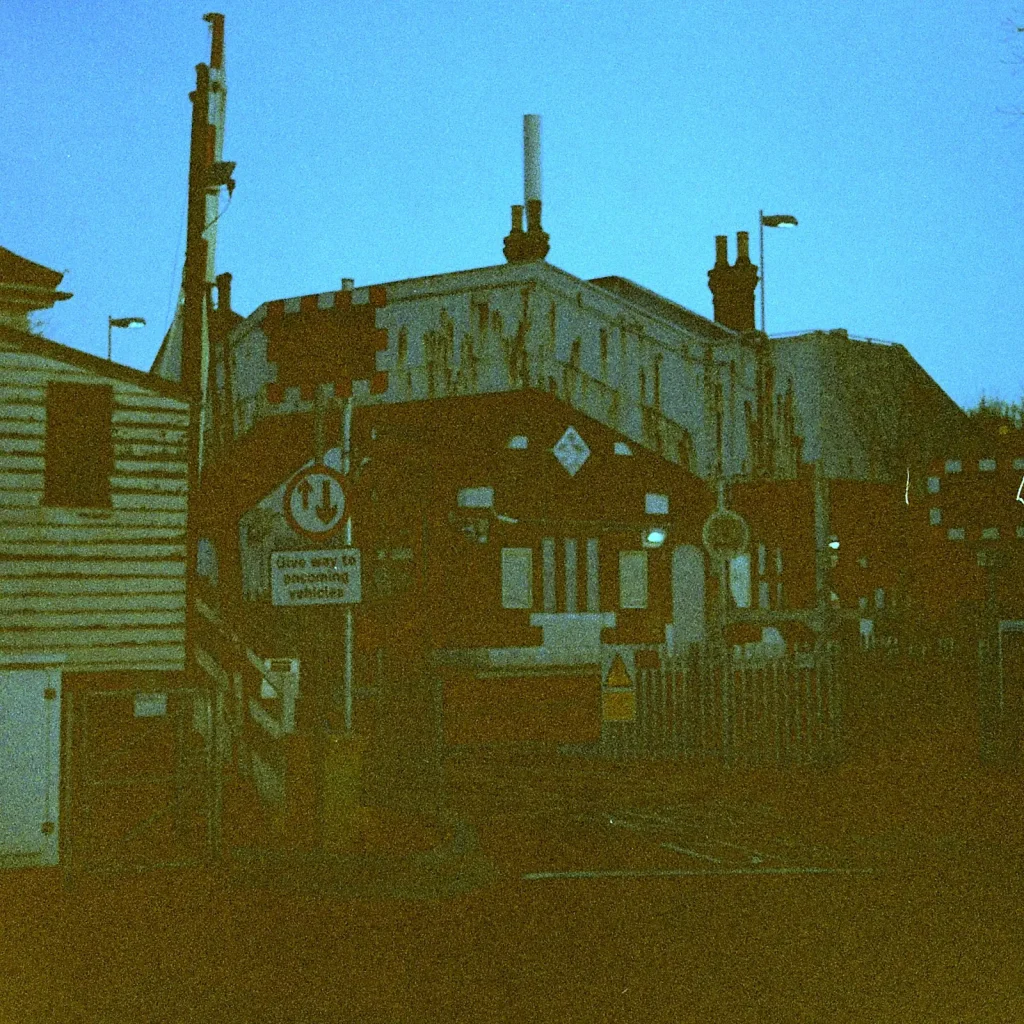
[341,394,354,733]
[702,505,750,763]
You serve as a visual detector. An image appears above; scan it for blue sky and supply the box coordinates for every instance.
[3,0,1022,410]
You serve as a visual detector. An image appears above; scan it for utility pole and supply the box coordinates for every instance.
[180,16,235,861]
[182,59,211,680]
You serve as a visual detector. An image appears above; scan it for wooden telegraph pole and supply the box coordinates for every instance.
[181,60,210,676]
[181,18,236,860]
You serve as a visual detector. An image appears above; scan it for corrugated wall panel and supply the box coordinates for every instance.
[112,409,188,428]
[0,576,183,595]
[64,648,185,670]
[0,405,46,423]
[0,421,45,438]
[36,648,185,672]
[113,426,187,443]
[3,593,185,612]
[0,346,189,672]
[109,477,187,494]
[0,437,45,454]
[113,443,186,459]
[0,472,44,492]
[3,610,183,630]
[0,385,45,404]
[1,614,184,630]
[0,455,44,472]
[0,491,41,507]
[113,460,189,477]
[109,391,187,411]
[0,542,185,559]
[1,622,184,647]
[0,559,184,577]
[111,494,187,512]
[0,508,184,527]
[0,525,183,542]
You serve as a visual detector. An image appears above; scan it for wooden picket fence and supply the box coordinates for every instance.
[599,643,843,766]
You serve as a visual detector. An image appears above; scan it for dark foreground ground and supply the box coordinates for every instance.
[3,735,1023,1023]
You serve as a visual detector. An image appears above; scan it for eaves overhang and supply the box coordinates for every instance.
[0,325,188,403]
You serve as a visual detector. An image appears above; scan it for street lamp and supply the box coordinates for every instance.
[758,212,798,334]
[107,316,146,361]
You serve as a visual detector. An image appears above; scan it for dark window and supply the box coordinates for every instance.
[44,382,113,507]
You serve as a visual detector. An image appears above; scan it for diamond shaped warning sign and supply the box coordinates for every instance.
[553,426,590,477]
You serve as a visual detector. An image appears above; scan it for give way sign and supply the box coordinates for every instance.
[283,464,347,539]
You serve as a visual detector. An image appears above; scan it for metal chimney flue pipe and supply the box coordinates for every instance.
[524,114,541,203]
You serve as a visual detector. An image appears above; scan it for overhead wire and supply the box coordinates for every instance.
[162,193,189,339]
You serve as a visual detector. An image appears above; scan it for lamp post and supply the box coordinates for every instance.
[758,212,798,334]
[107,316,146,361]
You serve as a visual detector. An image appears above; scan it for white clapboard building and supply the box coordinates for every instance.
[0,252,193,868]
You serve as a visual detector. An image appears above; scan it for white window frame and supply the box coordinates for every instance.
[501,547,534,609]
[618,550,649,610]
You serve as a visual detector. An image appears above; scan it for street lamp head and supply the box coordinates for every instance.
[761,214,798,228]
[110,316,147,328]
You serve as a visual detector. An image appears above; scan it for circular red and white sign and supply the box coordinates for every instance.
[283,464,347,539]
[701,509,750,560]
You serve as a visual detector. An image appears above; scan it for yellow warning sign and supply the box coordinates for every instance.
[606,653,633,690]
[603,689,636,722]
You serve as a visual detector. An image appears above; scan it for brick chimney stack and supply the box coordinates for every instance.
[707,231,759,332]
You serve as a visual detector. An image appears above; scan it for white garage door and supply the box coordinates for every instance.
[0,669,61,867]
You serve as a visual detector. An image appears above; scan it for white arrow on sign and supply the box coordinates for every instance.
[283,465,347,539]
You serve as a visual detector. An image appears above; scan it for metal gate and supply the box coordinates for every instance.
[63,679,217,877]
[600,643,843,765]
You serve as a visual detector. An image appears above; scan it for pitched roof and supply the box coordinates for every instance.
[0,247,66,289]
[0,325,188,402]
[588,276,735,341]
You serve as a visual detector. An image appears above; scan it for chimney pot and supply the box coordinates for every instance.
[708,232,759,331]
[341,278,354,291]
[510,205,524,233]
[215,271,232,312]
[525,198,543,234]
